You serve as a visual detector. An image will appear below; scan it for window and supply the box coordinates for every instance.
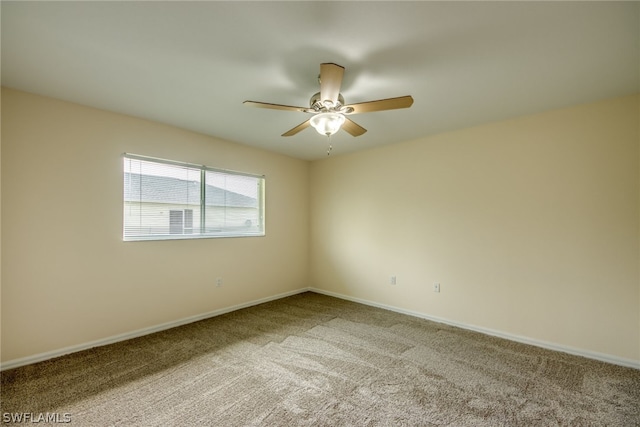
[123,154,264,241]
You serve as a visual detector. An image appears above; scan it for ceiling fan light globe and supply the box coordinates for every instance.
[310,112,346,136]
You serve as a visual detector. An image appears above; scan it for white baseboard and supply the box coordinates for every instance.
[4,287,638,371]
[0,288,310,372]
[309,287,640,370]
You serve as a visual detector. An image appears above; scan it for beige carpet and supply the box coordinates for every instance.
[1,292,639,426]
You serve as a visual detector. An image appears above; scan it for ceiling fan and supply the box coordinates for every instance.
[244,63,414,138]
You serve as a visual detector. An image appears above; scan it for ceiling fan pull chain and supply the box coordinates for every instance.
[327,134,333,156]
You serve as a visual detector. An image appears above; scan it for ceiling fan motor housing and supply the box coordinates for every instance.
[310,92,345,112]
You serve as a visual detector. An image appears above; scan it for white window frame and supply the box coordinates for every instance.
[123,153,265,241]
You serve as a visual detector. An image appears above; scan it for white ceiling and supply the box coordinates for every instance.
[2,1,638,161]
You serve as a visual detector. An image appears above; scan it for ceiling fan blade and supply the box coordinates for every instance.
[343,95,414,114]
[281,119,311,137]
[342,118,367,137]
[244,100,310,113]
[319,63,344,107]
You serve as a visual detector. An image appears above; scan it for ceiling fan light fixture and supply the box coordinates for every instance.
[309,112,346,136]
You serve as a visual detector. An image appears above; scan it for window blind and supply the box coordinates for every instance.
[123,154,264,241]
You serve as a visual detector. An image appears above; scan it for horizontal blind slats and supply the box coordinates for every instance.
[123,155,264,241]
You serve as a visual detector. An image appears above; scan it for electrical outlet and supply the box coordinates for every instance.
[216,277,223,287]
[390,276,397,285]
[433,282,440,293]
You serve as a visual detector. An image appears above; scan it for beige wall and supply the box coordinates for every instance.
[310,95,640,363]
[2,87,639,366]
[1,88,309,362]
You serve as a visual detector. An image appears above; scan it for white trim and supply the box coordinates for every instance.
[4,287,638,372]
[309,287,640,370]
[0,288,310,372]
